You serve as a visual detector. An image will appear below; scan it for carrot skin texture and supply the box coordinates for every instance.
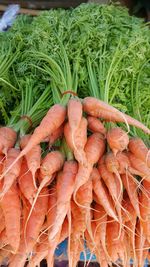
[49,161,78,241]
[18,159,36,204]
[83,96,150,134]
[107,127,129,155]
[0,127,17,155]
[128,137,150,167]
[87,116,106,135]
[0,148,22,197]
[49,124,64,146]
[0,183,21,253]
[128,152,150,181]
[92,168,118,221]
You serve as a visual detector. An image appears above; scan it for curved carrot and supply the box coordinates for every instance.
[0,183,21,253]
[24,151,64,249]
[121,173,141,218]
[0,127,17,155]
[128,138,150,167]
[87,116,106,135]
[128,152,150,182]
[64,117,87,164]
[0,148,22,198]
[0,104,66,180]
[93,203,109,260]
[83,96,150,134]
[92,168,118,221]
[18,159,36,204]
[49,161,78,241]
[107,127,129,155]
[139,180,150,242]
[9,188,48,267]
[49,124,64,147]
[20,134,41,188]
[135,220,146,267]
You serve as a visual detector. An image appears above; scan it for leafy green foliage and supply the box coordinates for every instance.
[0,3,149,141]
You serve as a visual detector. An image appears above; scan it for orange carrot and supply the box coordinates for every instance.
[106,218,125,264]
[135,220,146,267]
[18,159,36,204]
[107,127,129,155]
[122,193,136,223]
[9,188,48,267]
[128,152,150,182]
[87,116,106,135]
[67,98,82,146]
[93,203,109,260]
[49,124,64,147]
[0,206,5,234]
[0,183,21,253]
[85,132,106,164]
[139,180,150,242]
[92,168,118,221]
[64,117,87,164]
[121,173,141,218]
[0,127,17,155]
[83,96,150,134]
[98,162,122,226]
[1,104,66,179]
[0,155,4,175]
[24,151,64,246]
[20,135,41,188]
[49,161,78,241]
[0,148,22,198]
[128,138,150,167]
[76,177,93,240]
[85,221,108,267]
[0,229,8,249]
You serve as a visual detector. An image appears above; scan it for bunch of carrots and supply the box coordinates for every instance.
[0,96,150,267]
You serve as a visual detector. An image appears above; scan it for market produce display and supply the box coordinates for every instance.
[0,2,150,267]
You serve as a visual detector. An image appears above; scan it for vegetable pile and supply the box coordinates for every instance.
[0,95,150,267]
[0,2,150,267]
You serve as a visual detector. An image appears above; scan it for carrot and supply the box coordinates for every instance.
[0,183,21,253]
[67,98,82,148]
[106,218,125,264]
[0,206,5,234]
[92,167,118,221]
[49,124,64,147]
[93,203,109,260]
[0,127,17,155]
[83,96,150,134]
[128,152,150,182]
[98,162,122,229]
[0,229,8,249]
[85,222,108,267]
[20,134,41,188]
[47,229,62,267]
[76,177,93,240]
[0,148,22,198]
[85,132,106,164]
[69,233,83,267]
[1,104,66,179]
[107,127,129,155]
[115,152,131,174]
[122,193,136,223]
[49,161,78,241]
[24,151,64,247]
[139,180,150,242]
[135,220,146,267]
[64,117,87,164]
[121,173,141,218]
[128,138,150,167]
[18,159,36,204]
[9,188,48,267]
[0,155,4,175]
[87,116,106,135]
